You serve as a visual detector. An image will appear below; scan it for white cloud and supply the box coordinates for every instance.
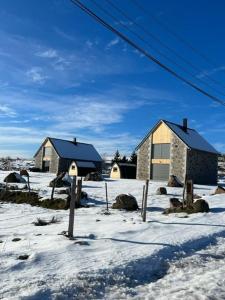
[0,105,16,117]
[105,37,120,50]
[26,67,48,84]
[197,66,225,79]
[36,49,58,58]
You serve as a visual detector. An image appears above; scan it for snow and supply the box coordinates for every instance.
[0,171,225,299]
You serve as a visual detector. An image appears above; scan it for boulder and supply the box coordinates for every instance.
[156,187,167,195]
[214,186,225,195]
[84,172,103,181]
[170,197,183,208]
[193,199,209,213]
[81,191,88,199]
[3,172,26,184]
[49,172,71,188]
[20,169,29,177]
[112,194,138,211]
[167,175,183,187]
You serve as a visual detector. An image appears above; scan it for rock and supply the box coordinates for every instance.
[112,194,139,211]
[49,172,71,188]
[214,186,225,195]
[167,175,183,187]
[193,199,209,213]
[170,198,183,208]
[12,238,21,242]
[194,194,202,199]
[156,187,167,195]
[84,172,103,181]
[81,191,88,199]
[20,169,29,177]
[4,172,26,184]
[74,241,90,246]
[17,254,29,260]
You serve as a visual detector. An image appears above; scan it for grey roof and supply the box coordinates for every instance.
[136,120,219,154]
[49,138,102,161]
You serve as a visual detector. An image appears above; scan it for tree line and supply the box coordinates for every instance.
[111,150,137,165]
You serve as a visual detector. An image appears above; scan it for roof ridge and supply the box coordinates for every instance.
[49,137,93,146]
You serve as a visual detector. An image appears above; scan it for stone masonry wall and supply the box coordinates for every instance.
[137,136,151,180]
[186,150,218,185]
[34,149,43,170]
[170,133,187,183]
[49,148,59,174]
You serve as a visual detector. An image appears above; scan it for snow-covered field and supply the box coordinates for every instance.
[1,171,225,299]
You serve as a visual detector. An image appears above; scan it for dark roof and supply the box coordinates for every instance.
[136,120,219,155]
[34,137,102,161]
[113,162,136,179]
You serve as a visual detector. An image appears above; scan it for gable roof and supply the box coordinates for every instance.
[34,137,102,161]
[136,120,219,155]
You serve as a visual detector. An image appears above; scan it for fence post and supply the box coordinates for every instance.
[186,179,193,208]
[76,179,82,208]
[105,182,109,211]
[51,179,56,201]
[142,179,149,222]
[141,184,145,216]
[68,176,77,239]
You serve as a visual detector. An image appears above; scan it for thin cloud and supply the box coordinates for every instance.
[105,37,120,50]
[26,67,48,84]
[36,49,58,58]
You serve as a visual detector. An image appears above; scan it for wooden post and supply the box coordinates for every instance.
[141,184,145,216]
[68,176,76,239]
[182,174,187,204]
[76,179,82,208]
[186,179,193,208]
[51,179,56,201]
[105,182,109,211]
[27,175,31,194]
[142,179,149,222]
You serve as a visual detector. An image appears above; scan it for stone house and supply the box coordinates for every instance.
[136,119,218,184]
[34,137,102,174]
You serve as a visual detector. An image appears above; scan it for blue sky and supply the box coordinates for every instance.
[1,0,225,158]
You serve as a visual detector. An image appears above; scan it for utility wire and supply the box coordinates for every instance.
[131,0,225,79]
[105,0,225,90]
[89,0,225,98]
[70,0,225,107]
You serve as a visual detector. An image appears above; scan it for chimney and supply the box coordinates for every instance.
[73,137,77,144]
[183,118,188,132]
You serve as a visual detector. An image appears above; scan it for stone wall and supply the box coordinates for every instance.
[34,149,43,170]
[186,149,218,185]
[137,136,151,180]
[49,147,59,174]
[170,133,187,183]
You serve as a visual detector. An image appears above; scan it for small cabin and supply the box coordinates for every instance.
[110,162,136,179]
[69,161,97,177]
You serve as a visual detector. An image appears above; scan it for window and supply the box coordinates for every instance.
[71,165,76,170]
[152,144,170,159]
[44,147,52,157]
[113,167,118,172]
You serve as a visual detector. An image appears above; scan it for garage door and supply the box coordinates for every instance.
[151,164,169,181]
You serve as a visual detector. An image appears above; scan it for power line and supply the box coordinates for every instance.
[131,0,225,78]
[70,0,225,107]
[105,0,225,91]
[90,0,225,97]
